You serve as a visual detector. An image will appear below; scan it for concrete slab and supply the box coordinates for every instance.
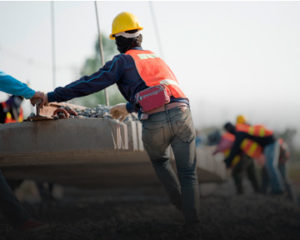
[136,121,144,151]
[125,121,139,151]
[0,118,228,185]
[196,146,228,182]
[0,118,128,166]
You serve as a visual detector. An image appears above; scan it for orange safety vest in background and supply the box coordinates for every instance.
[235,123,271,159]
[1,102,23,123]
[223,131,263,160]
[240,138,263,159]
[236,123,273,137]
[125,49,187,99]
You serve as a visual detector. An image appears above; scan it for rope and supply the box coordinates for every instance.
[94,1,110,106]
[149,1,164,58]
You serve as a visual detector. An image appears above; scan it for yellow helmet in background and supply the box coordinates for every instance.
[110,12,143,39]
[236,115,247,124]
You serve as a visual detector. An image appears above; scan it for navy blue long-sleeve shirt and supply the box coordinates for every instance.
[47,47,188,112]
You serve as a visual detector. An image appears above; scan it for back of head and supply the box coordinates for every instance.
[115,30,143,53]
[110,12,143,53]
[6,95,23,109]
[224,122,236,135]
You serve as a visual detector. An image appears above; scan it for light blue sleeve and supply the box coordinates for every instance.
[0,71,35,99]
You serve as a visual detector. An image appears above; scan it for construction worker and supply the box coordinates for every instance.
[261,139,296,200]
[0,94,55,202]
[214,130,260,194]
[0,70,47,230]
[0,95,24,124]
[223,121,284,195]
[38,12,200,224]
[232,115,259,194]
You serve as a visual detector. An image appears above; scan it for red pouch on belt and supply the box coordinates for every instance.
[135,85,171,112]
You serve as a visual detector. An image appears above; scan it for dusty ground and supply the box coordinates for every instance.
[1,181,300,240]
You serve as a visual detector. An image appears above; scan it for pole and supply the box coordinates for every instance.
[94,1,109,106]
[51,1,56,89]
[149,1,164,58]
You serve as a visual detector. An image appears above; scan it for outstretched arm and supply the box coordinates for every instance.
[47,55,124,103]
[0,71,35,99]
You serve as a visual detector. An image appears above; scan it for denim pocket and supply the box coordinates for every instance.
[142,126,167,160]
[172,108,196,143]
[142,127,164,144]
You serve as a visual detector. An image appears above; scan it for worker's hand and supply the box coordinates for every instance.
[53,108,70,119]
[110,103,129,121]
[30,91,46,108]
[64,106,78,116]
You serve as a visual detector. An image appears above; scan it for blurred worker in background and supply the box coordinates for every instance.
[0,86,55,205]
[0,70,47,230]
[231,115,259,194]
[261,138,296,201]
[0,94,26,195]
[224,121,284,195]
[0,95,24,124]
[214,127,260,194]
[35,12,200,225]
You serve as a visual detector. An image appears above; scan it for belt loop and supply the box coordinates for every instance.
[140,113,149,120]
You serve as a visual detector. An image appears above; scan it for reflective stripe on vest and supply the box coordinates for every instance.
[125,49,187,98]
[224,149,240,166]
[240,139,263,158]
[236,123,273,137]
[18,108,23,122]
[223,131,262,160]
[221,132,240,165]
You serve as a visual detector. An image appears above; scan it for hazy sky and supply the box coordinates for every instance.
[0,1,299,146]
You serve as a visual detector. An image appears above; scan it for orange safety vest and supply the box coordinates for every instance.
[125,49,187,99]
[236,123,273,137]
[1,102,23,123]
[223,131,262,160]
[235,123,270,159]
[240,138,263,159]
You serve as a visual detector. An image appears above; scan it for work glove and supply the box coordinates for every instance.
[110,103,129,121]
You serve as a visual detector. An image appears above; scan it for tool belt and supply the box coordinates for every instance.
[140,102,188,120]
[135,85,171,113]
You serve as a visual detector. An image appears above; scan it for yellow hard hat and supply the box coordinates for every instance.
[110,12,143,39]
[236,115,247,124]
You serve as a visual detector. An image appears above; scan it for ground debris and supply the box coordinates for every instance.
[1,186,299,240]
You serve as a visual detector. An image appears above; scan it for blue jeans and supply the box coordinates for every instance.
[0,170,30,227]
[141,105,200,223]
[262,163,295,200]
[264,140,284,194]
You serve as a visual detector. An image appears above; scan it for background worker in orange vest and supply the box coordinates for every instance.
[214,130,260,195]
[0,70,47,230]
[36,12,200,224]
[0,94,56,204]
[0,95,24,124]
[231,115,260,194]
[224,122,284,195]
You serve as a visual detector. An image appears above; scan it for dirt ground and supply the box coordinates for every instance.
[1,181,300,240]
